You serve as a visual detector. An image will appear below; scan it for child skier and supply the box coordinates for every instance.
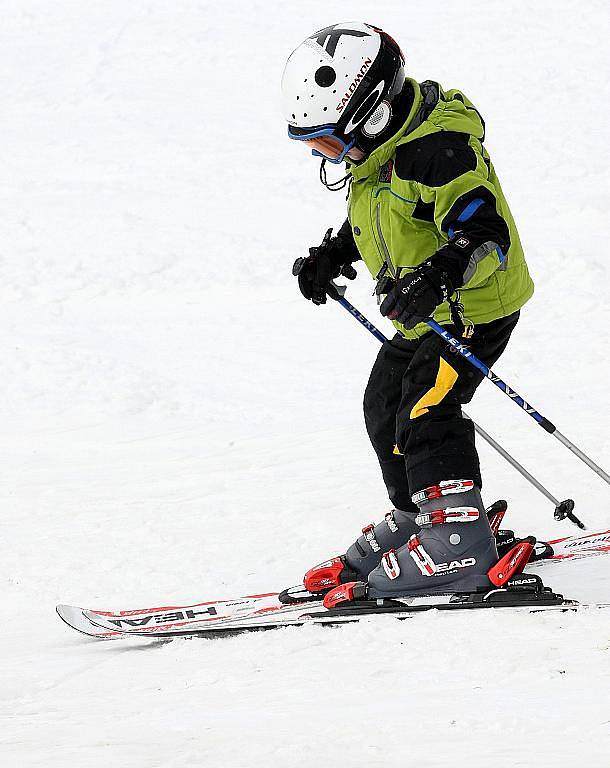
[282,22,535,600]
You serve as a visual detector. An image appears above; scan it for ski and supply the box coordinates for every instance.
[56,591,288,640]
[531,528,610,562]
[57,587,610,641]
[56,528,610,641]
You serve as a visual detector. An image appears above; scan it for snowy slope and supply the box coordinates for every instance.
[1,1,609,766]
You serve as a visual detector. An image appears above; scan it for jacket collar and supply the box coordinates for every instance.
[348,80,440,182]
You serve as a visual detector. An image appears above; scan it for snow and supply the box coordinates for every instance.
[1,1,609,766]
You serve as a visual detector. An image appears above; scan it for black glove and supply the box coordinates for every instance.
[292,224,359,305]
[379,263,453,329]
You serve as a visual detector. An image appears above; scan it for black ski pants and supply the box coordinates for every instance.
[363,312,520,511]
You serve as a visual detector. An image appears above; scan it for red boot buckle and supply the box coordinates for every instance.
[381,549,401,580]
[362,523,381,553]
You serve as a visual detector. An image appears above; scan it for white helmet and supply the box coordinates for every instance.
[281,22,405,163]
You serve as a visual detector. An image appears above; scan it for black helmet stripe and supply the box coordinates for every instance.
[309,25,369,58]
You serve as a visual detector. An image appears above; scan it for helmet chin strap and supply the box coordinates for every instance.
[317,83,415,193]
[319,158,352,193]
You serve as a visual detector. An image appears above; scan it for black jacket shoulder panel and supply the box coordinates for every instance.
[411,198,435,223]
[394,132,477,188]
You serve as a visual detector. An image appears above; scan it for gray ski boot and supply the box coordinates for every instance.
[304,507,420,593]
[367,480,498,598]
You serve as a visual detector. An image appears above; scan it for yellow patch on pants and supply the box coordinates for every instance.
[409,357,459,419]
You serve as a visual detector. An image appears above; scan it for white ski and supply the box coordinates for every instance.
[56,528,610,641]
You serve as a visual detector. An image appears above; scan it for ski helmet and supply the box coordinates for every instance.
[281,22,405,163]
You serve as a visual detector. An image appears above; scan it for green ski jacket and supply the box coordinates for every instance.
[346,79,534,339]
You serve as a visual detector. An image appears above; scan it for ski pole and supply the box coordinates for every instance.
[331,290,584,528]
[425,318,610,490]
[336,295,387,343]
[465,417,584,529]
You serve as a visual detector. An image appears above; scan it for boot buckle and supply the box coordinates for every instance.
[407,535,438,576]
[412,479,474,505]
[415,506,480,528]
[384,511,399,533]
[381,549,401,580]
[362,523,381,552]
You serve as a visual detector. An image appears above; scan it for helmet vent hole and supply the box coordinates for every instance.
[314,66,336,87]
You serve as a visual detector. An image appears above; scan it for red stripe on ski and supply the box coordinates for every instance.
[254,606,283,615]
[92,592,280,617]
[549,544,610,560]
[547,529,610,546]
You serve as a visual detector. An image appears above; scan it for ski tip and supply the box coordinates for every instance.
[56,603,80,621]
[56,604,122,640]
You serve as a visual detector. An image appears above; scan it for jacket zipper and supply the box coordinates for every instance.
[375,203,396,278]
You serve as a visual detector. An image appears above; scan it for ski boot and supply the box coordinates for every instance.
[301,497,543,597]
[319,483,555,610]
[298,492,547,606]
[366,479,499,598]
[302,506,421,594]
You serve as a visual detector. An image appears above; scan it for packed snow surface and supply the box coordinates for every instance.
[2,1,609,766]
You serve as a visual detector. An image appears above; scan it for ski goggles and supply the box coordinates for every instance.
[287,125,356,164]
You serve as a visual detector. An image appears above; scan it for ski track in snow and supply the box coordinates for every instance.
[1,2,609,766]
